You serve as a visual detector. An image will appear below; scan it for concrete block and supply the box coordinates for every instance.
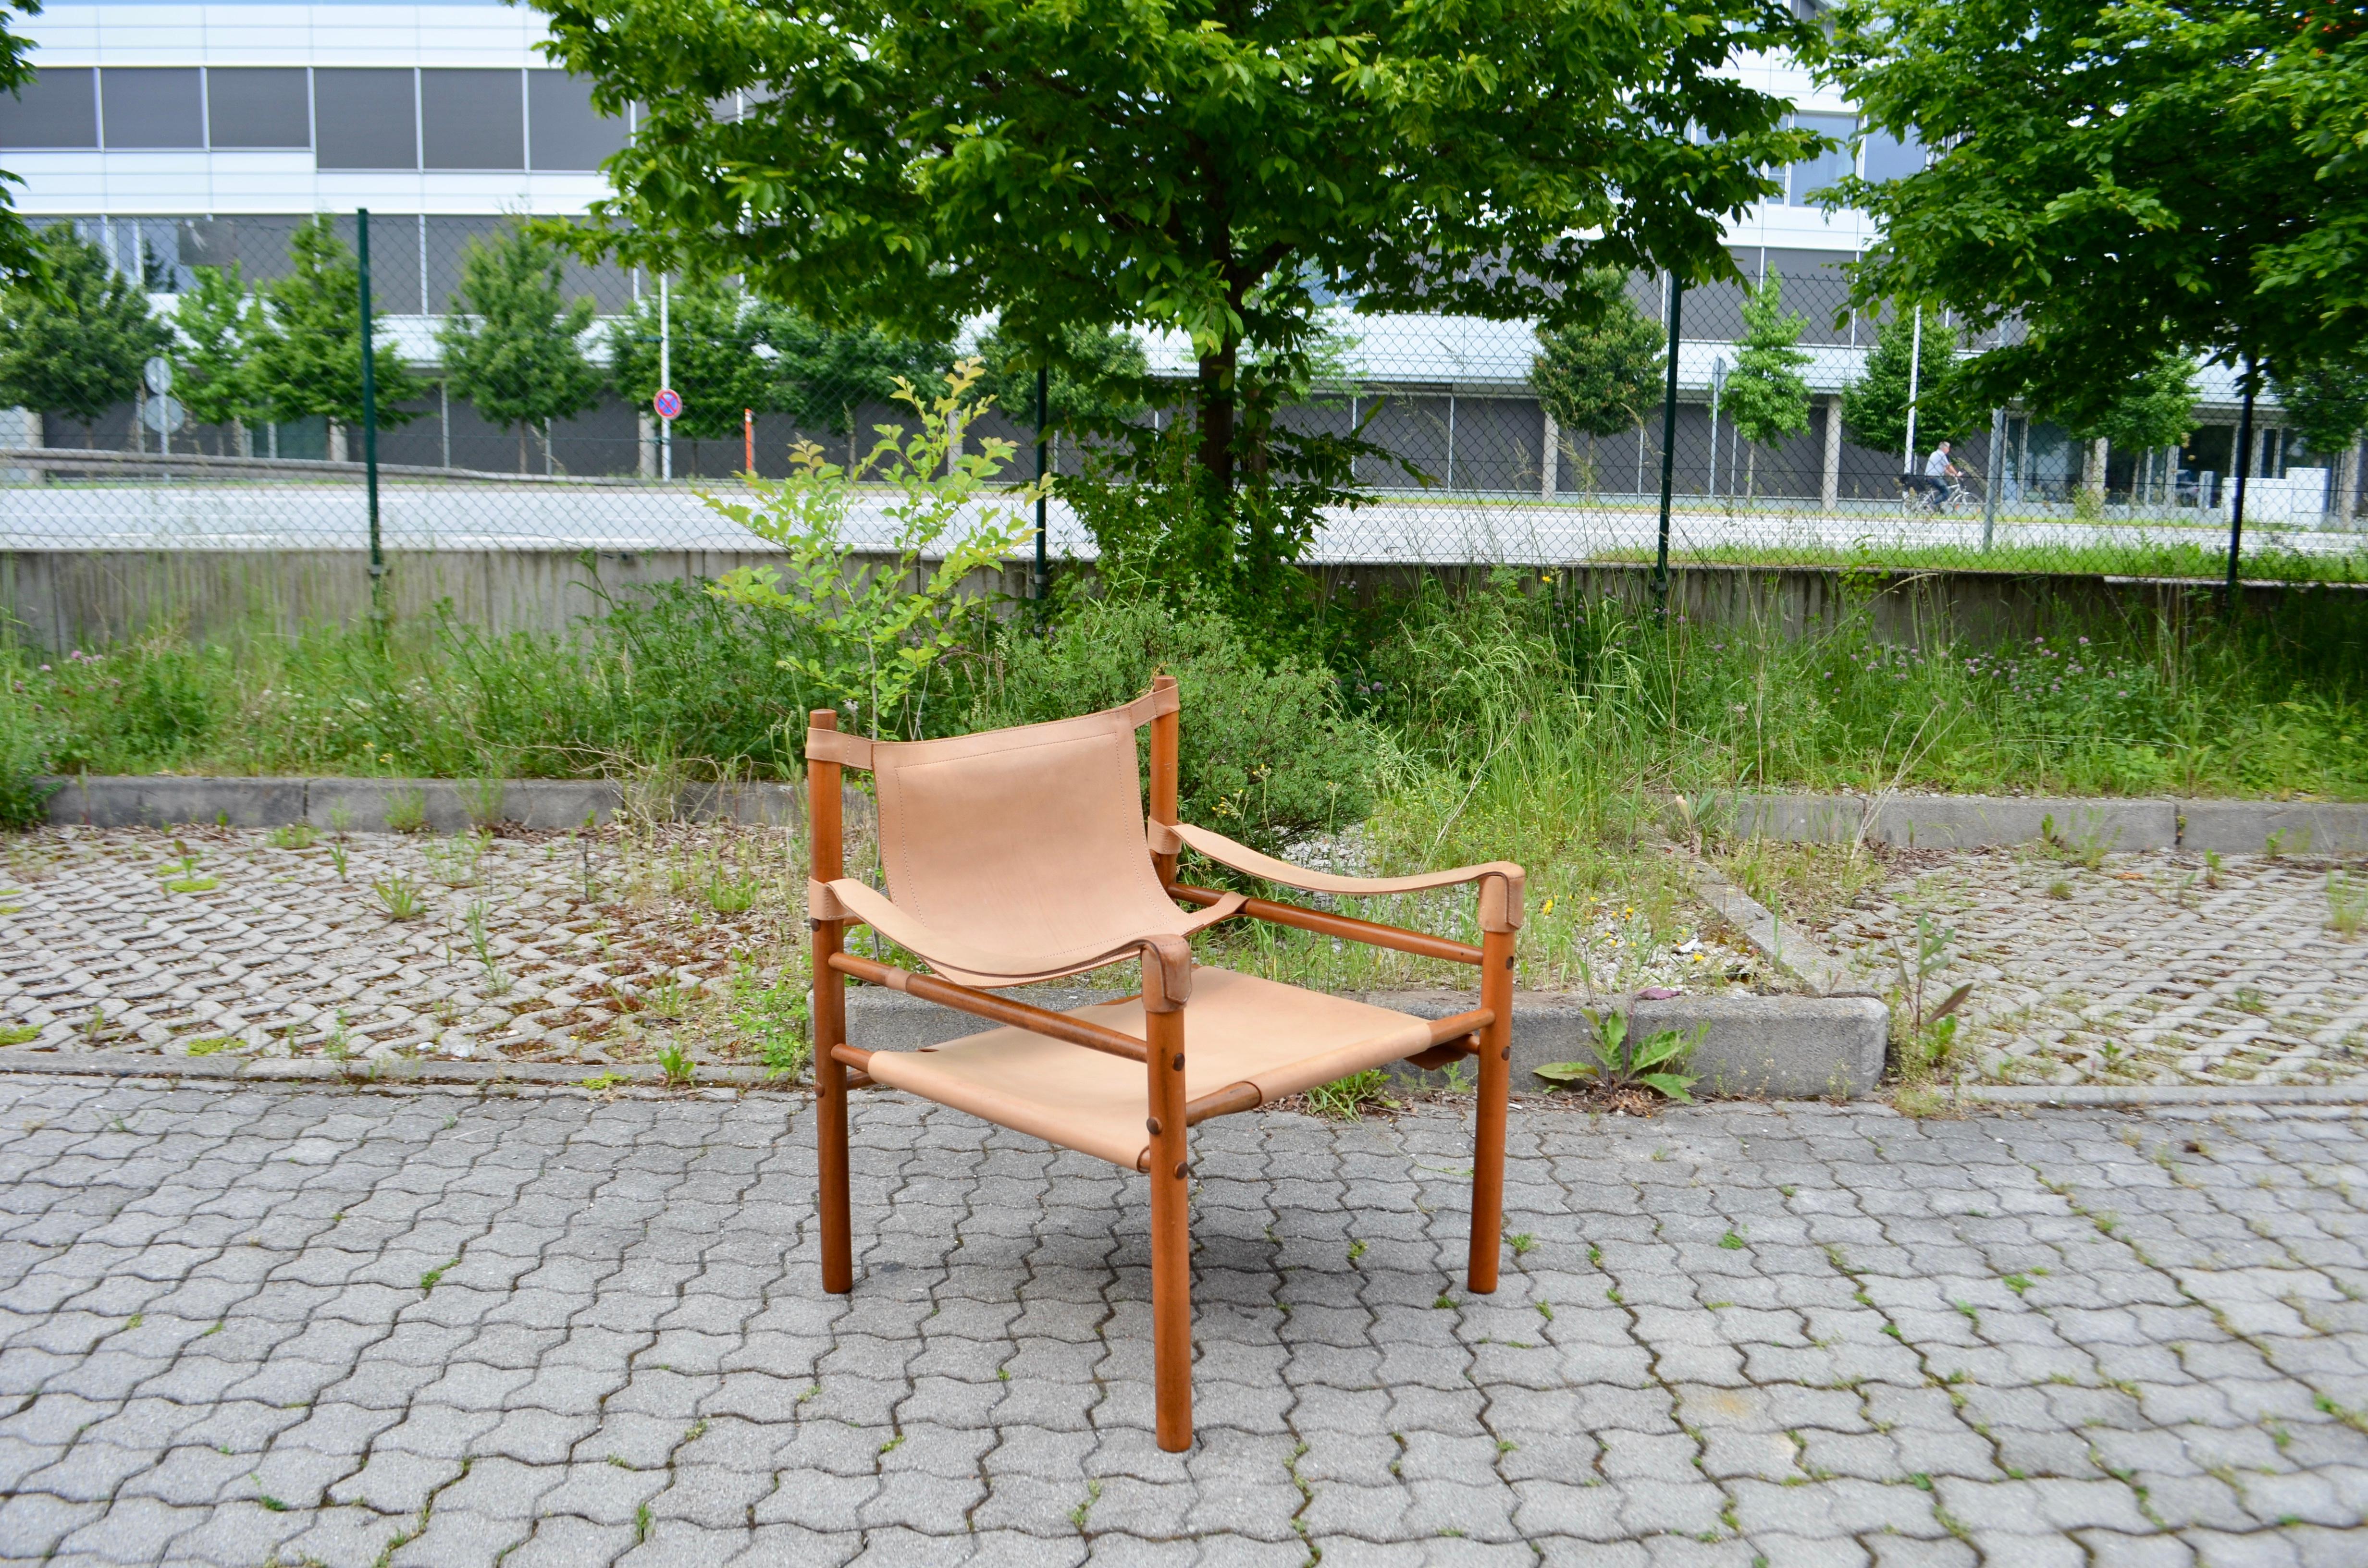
[306,779,475,834]
[843,983,1890,1100]
[506,780,620,830]
[42,775,306,829]
[677,782,803,829]
[1865,796,2175,852]
[1632,994,1890,1100]
[2178,800,2368,857]
[1715,793,1865,844]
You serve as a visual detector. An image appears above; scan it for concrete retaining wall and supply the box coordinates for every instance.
[5,546,2356,649]
[1719,792,2368,856]
[38,773,826,832]
[846,985,1890,1101]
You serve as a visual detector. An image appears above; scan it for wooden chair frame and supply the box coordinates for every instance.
[806,677,1516,1452]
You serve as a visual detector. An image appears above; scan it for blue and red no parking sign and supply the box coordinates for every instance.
[653,388,683,421]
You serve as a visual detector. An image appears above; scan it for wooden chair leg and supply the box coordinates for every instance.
[809,710,854,1296]
[1467,926,1515,1294]
[1146,1000,1192,1451]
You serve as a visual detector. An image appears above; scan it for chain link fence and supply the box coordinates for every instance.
[3,212,2362,582]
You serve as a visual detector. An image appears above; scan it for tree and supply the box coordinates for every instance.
[2273,361,2368,457]
[1819,0,2368,429]
[607,275,773,443]
[438,221,606,472]
[0,5,45,277]
[172,264,264,453]
[1531,270,1666,441]
[0,225,168,445]
[974,321,1150,440]
[1723,276,1813,496]
[762,308,949,450]
[2068,352,2199,455]
[246,218,422,451]
[2250,8,2368,349]
[530,0,1822,498]
[1839,311,1980,461]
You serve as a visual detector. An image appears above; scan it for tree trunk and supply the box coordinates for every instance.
[1196,341,1238,495]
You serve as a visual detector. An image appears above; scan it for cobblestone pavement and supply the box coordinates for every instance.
[1809,849,2368,1089]
[0,1079,2363,1567]
[0,826,803,1069]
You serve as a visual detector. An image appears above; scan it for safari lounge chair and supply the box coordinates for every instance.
[806,676,1523,1451]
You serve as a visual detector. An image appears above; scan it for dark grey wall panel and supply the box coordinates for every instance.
[101,67,203,148]
[0,67,98,149]
[207,68,309,148]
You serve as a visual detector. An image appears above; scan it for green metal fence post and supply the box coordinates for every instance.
[2225,354,2256,618]
[1034,365,1049,620]
[1653,273,1684,607]
[356,208,385,631]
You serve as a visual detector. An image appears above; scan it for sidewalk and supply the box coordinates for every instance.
[0,1080,2359,1565]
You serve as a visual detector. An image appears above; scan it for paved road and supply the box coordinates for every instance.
[0,1079,2361,1567]
[1,483,2356,564]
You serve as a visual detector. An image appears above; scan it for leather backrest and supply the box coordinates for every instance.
[867,701,1191,977]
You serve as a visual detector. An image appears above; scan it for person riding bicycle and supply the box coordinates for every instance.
[1906,440,1960,508]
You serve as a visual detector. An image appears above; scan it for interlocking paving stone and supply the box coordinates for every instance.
[0,826,796,1068]
[0,1082,2359,1564]
[1811,846,2368,1087]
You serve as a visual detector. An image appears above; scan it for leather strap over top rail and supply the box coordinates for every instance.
[809,686,1171,774]
[806,727,875,770]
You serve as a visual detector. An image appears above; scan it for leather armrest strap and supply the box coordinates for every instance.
[806,727,874,769]
[1158,821,1525,932]
[811,875,1228,1001]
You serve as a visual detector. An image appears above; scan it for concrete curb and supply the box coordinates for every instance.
[0,1049,785,1090]
[1956,1084,2368,1107]
[1716,792,2368,856]
[36,775,827,833]
[847,985,1890,1101]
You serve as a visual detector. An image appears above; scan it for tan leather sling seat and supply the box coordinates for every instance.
[805,677,1522,1454]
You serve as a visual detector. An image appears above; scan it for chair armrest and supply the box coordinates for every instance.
[809,877,1201,1006]
[1151,821,1525,934]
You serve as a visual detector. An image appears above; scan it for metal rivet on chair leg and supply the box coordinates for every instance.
[1172,1054,1184,1072]
[1146,1117,1162,1136]
[1173,1162,1187,1179]
[1502,1047,1511,1060]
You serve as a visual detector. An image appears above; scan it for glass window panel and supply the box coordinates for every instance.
[1788,112,1856,205]
[315,68,417,170]
[207,67,309,148]
[527,69,625,170]
[102,67,203,147]
[420,69,522,170]
[0,67,98,149]
[1861,125,1924,184]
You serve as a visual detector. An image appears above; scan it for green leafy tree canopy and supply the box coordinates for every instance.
[2067,351,2199,453]
[0,224,169,444]
[171,264,264,443]
[530,0,1825,493]
[2273,360,2368,456]
[1725,275,1813,450]
[0,5,45,277]
[1839,311,1981,460]
[247,218,423,432]
[1819,0,2368,427]
[974,321,1149,438]
[439,221,606,471]
[608,275,773,443]
[1531,269,1666,439]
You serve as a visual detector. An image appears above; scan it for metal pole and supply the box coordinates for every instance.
[357,208,384,628]
[1654,274,1684,605]
[2226,355,2257,615]
[1034,365,1050,617]
[1982,406,2005,550]
[1902,306,1923,479]
[658,274,672,481]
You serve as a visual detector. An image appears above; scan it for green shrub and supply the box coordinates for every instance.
[972,596,1383,850]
